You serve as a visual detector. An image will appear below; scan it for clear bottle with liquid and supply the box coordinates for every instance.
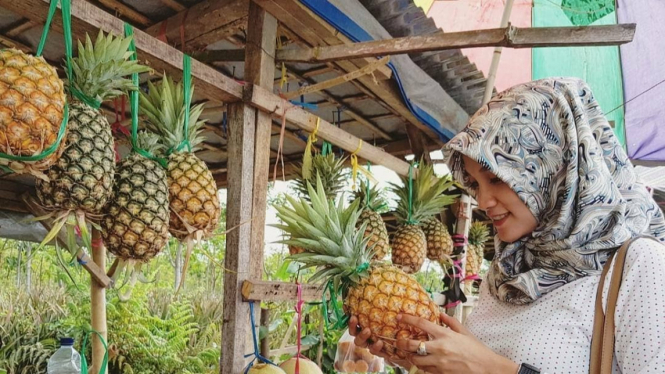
[47,337,81,374]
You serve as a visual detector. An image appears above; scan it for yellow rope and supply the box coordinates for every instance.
[350,139,362,190]
[302,118,320,180]
[280,63,287,90]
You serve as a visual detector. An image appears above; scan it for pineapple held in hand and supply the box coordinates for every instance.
[274,177,440,359]
[102,131,169,291]
[288,152,348,255]
[465,221,490,294]
[140,75,220,241]
[37,31,150,215]
[351,179,390,260]
[0,48,66,176]
[390,162,456,273]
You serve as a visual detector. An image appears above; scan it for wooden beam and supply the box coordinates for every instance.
[276,24,637,63]
[0,0,244,103]
[191,48,245,63]
[242,280,324,303]
[246,84,411,176]
[187,16,248,50]
[98,0,152,27]
[158,0,186,12]
[282,56,390,99]
[4,19,38,38]
[143,0,247,51]
[405,124,432,163]
[302,65,335,78]
[221,3,276,373]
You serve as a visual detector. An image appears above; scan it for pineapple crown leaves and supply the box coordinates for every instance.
[390,161,459,224]
[272,175,372,287]
[469,221,491,246]
[135,130,167,156]
[69,30,151,103]
[293,153,350,202]
[350,179,388,213]
[139,74,207,153]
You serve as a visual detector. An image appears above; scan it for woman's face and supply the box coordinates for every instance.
[463,156,537,243]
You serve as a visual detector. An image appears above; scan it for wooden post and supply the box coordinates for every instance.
[260,308,270,358]
[221,2,277,373]
[482,0,515,104]
[404,125,432,163]
[447,194,472,322]
[90,229,107,374]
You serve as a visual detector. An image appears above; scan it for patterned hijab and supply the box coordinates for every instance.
[445,78,665,305]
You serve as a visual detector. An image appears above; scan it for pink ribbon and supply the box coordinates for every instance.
[295,283,304,374]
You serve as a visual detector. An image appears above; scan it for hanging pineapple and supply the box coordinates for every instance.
[139,74,221,290]
[287,151,348,255]
[465,221,490,294]
[275,177,441,359]
[390,162,456,274]
[351,179,390,260]
[102,131,170,295]
[0,48,66,177]
[36,31,150,247]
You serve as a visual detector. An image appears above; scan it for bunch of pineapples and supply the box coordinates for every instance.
[390,162,456,274]
[0,48,66,177]
[274,177,440,359]
[139,74,221,290]
[465,221,490,294]
[287,152,348,255]
[351,179,390,260]
[36,31,149,239]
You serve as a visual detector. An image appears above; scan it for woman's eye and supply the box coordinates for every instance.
[468,181,479,190]
[490,177,503,185]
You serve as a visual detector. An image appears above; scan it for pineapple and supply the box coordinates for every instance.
[0,48,66,177]
[390,162,456,274]
[139,75,220,241]
[274,178,440,359]
[37,31,149,216]
[101,131,169,286]
[351,179,390,260]
[287,152,349,255]
[465,221,490,294]
[420,217,453,261]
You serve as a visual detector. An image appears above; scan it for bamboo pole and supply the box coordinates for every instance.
[90,229,108,374]
[482,0,515,104]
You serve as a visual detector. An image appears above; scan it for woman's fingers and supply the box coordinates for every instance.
[368,339,384,357]
[395,338,425,354]
[353,327,372,348]
[348,316,359,336]
[398,314,448,338]
[440,313,466,334]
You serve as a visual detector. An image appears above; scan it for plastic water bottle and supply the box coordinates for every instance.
[47,337,81,374]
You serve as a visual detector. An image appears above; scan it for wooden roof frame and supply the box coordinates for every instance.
[0,0,637,371]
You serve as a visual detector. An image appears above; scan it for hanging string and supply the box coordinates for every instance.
[350,139,362,190]
[243,302,278,373]
[80,329,109,374]
[124,23,168,168]
[301,118,320,180]
[407,162,418,224]
[321,142,332,156]
[294,283,305,374]
[273,99,291,182]
[280,63,288,90]
[174,54,193,153]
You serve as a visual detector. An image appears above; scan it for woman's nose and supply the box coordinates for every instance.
[476,186,497,211]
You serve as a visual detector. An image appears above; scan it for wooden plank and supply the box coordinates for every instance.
[221,3,277,373]
[90,229,108,374]
[0,0,244,103]
[158,0,186,12]
[276,24,636,63]
[186,16,247,50]
[282,56,390,99]
[405,124,432,163]
[143,0,247,51]
[191,48,245,63]
[246,84,411,176]
[242,280,324,303]
[98,0,152,27]
[21,193,112,288]
[4,19,38,38]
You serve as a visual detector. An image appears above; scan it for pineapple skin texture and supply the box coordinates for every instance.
[102,153,169,261]
[420,218,453,261]
[0,49,66,172]
[36,101,115,214]
[358,209,390,260]
[391,224,426,274]
[167,152,220,240]
[345,265,440,358]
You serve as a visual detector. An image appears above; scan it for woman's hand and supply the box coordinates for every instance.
[395,313,519,374]
[348,316,413,370]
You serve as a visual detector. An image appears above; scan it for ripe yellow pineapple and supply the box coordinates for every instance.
[420,217,453,261]
[351,179,390,260]
[465,221,490,294]
[0,48,66,176]
[274,178,440,359]
[390,162,456,273]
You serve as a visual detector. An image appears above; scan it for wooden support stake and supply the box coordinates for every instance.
[276,24,637,63]
[242,280,324,303]
[282,56,390,99]
[447,194,472,322]
[90,229,108,374]
[260,308,270,358]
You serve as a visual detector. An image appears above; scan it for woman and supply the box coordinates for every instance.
[350,78,665,373]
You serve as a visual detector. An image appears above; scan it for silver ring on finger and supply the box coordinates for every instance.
[416,341,427,356]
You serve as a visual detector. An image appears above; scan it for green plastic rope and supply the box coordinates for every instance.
[124,23,168,169]
[36,0,59,57]
[365,161,371,207]
[175,54,193,153]
[80,330,108,374]
[321,141,332,156]
[321,262,369,330]
[69,86,101,109]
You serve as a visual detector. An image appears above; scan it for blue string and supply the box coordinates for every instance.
[77,258,88,266]
[221,112,228,135]
[289,100,318,110]
[243,302,277,374]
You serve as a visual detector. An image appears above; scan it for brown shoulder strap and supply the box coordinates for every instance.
[590,236,658,374]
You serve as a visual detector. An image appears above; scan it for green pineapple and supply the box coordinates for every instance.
[465,221,490,294]
[351,179,390,260]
